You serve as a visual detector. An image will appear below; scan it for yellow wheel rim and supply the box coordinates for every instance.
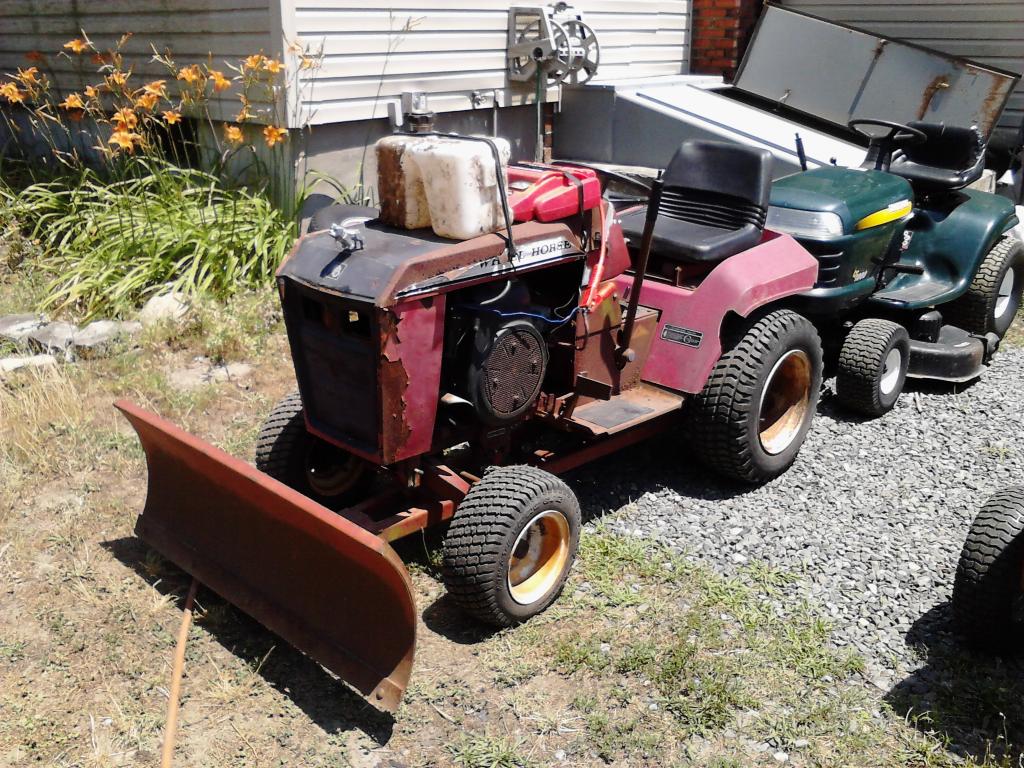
[758,349,812,456]
[507,510,571,606]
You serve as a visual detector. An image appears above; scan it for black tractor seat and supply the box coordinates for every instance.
[621,140,773,264]
[889,121,985,193]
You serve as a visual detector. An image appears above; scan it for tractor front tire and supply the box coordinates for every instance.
[688,309,823,484]
[944,236,1024,339]
[255,391,373,508]
[836,318,910,417]
[952,486,1024,652]
[442,466,581,627]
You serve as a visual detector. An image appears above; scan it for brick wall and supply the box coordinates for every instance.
[690,0,762,79]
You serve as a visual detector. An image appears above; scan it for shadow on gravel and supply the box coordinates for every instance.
[886,600,1024,763]
[102,536,397,745]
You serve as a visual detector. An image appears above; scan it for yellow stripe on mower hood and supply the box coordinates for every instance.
[855,200,913,231]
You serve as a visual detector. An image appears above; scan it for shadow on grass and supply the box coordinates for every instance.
[102,536,397,744]
[886,600,1024,763]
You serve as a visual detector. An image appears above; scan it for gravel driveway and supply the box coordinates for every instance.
[571,346,1024,687]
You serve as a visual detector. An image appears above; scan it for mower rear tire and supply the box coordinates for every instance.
[688,309,822,484]
[836,318,910,417]
[442,465,581,627]
[255,391,373,508]
[944,235,1024,338]
[951,486,1024,652]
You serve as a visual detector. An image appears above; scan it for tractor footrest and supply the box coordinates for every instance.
[907,324,988,383]
[570,383,684,435]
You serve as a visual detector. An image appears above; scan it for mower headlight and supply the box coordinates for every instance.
[766,207,845,239]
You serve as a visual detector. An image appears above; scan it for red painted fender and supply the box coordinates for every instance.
[616,232,819,394]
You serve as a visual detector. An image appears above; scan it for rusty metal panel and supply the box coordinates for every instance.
[115,401,416,712]
[735,5,1020,138]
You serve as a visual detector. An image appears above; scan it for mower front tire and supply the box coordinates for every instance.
[688,309,823,484]
[952,486,1024,652]
[944,235,1024,339]
[836,318,910,418]
[442,466,581,627]
[254,391,374,508]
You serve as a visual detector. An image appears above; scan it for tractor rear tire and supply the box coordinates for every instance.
[944,236,1024,338]
[255,391,373,508]
[688,309,822,484]
[836,318,910,417]
[442,465,581,627]
[951,486,1024,652]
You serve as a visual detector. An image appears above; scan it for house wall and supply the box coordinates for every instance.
[286,0,692,127]
[780,0,1024,147]
[0,0,277,122]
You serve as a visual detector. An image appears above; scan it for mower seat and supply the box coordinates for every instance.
[620,140,772,264]
[889,122,985,193]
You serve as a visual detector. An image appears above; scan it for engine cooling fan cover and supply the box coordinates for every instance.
[470,320,548,426]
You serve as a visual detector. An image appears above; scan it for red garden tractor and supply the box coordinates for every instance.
[118,134,824,711]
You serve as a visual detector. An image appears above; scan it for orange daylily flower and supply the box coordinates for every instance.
[108,129,142,152]
[59,93,85,110]
[112,107,137,130]
[300,55,318,70]
[223,124,244,144]
[91,52,112,66]
[134,92,159,111]
[162,110,181,125]
[64,38,90,54]
[0,83,25,104]
[84,84,100,99]
[143,80,167,98]
[287,40,303,55]
[263,59,282,74]
[176,64,203,84]
[16,67,40,84]
[243,54,266,71]
[105,71,129,89]
[24,51,44,63]
[263,125,287,147]
[209,70,231,92]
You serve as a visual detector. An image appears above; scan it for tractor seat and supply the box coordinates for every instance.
[889,121,985,193]
[620,140,772,263]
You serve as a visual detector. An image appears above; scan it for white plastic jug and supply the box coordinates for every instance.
[406,137,511,240]
[375,135,431,230]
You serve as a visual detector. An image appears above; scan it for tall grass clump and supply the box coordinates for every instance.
[0,32,324,318]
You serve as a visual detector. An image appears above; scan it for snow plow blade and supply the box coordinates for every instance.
[115,400,415,712]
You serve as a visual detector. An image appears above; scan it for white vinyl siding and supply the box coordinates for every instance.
[288,0,691,126]
[781,0,1024,138]
[0,0,275,122]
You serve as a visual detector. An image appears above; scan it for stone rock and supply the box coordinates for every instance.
[139,292,190,327]
[0,354,57,376]
[169,357,253,390]
[0,313,46,343]
[72,320,142,355]
[27,321,78,355]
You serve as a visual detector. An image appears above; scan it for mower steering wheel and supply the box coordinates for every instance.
[848,119,927,171]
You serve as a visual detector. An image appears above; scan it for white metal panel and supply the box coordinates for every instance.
[292,1,691,125]
[781,0,1024,138]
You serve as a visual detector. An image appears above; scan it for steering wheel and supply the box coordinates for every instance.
[848,119,927,171]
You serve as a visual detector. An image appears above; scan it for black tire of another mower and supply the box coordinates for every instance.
[943,236,1024,338]
[254,391,373,507]
[836,318,910,418]
[688,309,823,485]
[951,486,1024,652]
[441,465,581,628]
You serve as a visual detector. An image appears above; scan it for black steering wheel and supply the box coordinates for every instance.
[848,119,927,171]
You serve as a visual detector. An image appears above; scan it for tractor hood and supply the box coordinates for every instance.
[769,167,913,235]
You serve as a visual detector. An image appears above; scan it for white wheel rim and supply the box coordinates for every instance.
[995,268,1015,320]
[507,510,571,606]
[758,349,812,456]
[879,347,903,396]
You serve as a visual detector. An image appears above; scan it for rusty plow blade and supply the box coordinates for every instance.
[115,400,415,712]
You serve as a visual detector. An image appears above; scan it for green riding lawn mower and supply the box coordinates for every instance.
[765,118,1022,417]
